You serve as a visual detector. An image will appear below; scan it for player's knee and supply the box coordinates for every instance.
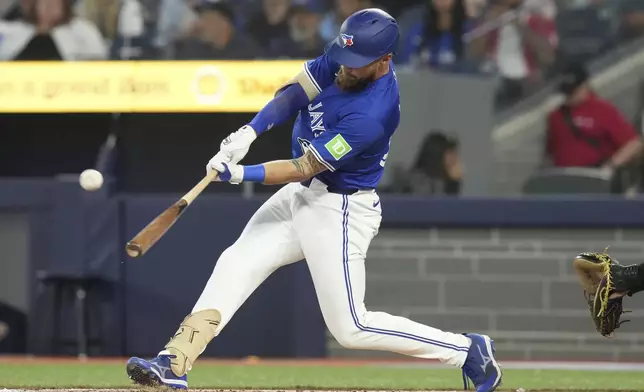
[216,244,244,265]
[329,324,364,349]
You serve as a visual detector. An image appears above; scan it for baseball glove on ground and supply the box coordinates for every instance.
[573,250,638,337]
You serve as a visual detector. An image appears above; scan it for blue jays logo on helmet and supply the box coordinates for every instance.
[324,8,399,68]
[340,33,354,48]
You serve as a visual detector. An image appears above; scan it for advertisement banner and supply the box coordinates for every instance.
[0,60,305,113]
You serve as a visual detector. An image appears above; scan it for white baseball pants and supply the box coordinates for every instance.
[192,178,471,366]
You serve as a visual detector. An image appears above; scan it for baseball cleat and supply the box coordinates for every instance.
[126,352,188,389]
[461,333,502,392]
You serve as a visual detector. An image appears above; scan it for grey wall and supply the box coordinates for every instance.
[327,227,644,361]
[0,213,29,313]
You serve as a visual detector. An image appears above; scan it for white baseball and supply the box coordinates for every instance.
[79,169,104,191]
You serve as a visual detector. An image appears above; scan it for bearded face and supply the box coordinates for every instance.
[335,64,378,92]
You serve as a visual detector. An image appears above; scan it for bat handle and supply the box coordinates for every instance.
[181,170,219,205]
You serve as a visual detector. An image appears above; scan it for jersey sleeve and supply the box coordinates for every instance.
[301,53,340,97]
[307,114,385,172]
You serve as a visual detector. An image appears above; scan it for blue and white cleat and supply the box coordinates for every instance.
[126,352,188,389]
[461,333,502,392]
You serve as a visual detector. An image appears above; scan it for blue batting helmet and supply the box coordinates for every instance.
[324,8,399,69]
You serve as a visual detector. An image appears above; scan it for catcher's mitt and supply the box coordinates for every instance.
[573,249,641,337]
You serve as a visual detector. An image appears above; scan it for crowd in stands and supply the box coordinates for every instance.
[2,0,644,196]
[2,0,644,109]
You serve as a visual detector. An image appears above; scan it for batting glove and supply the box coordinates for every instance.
[219,125,257,164]
[212,161,244,184]
[207,150,228,178]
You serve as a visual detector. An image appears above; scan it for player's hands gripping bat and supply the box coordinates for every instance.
[206,125,257,180]
[125,169,219,258]
[210,160,243,184]
[573,250,643,337]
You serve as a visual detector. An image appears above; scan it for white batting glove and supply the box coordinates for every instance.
[206,151,229,179]
[211,160,244,184]
[219,125,257,165]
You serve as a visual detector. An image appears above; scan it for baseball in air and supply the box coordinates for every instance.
[79,169,104,191]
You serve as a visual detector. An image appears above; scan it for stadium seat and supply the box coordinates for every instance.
[36,272,108,357]
[522,166,614,194]
[555,6,618,63]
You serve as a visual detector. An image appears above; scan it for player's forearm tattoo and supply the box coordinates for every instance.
[304,152,327,175]
[290,151,327,179]
[291,159,305,176]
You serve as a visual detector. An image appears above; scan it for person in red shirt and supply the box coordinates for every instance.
[545,62,642,175]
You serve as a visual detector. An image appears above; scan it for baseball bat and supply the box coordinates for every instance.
[125,169,219,258]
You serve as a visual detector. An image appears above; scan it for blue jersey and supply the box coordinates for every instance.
[291,53,400,191]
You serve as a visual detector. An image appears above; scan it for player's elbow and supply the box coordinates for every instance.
[299,169,321,182]
[297,174,314,183]
[285,170,314,184]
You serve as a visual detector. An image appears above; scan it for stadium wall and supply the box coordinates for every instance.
[1,178,644,361]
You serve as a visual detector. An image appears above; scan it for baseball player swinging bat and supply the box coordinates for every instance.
[125,6,502,392]
[125,170,219,258]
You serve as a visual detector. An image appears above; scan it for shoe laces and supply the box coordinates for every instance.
[152,353,176,365]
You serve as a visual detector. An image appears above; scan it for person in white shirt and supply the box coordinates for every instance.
[466,0,558,108]
[0,0,107,61]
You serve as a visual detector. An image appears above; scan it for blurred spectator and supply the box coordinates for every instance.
[466,0,487,18]
[467,0,558,108]
[0,0,107,60]
[114,0,148,59]
[386,131,462,195]
[525,0,557,19]
[155,0,199,54]
[410,131,462,195]
[114,0,167,59]
[76,0,164,59]
[74,0,122,44]
[373,0,423,18]
[1,0,27,21]
[544,62,643,189]
[319,0,372,42]
[246,0,291,56]
[399,0,474,68]
[0,0,16,20]
[276,0,326,59]
[174,1,264,60]
[617,0,644,44]
[554,0,617,66]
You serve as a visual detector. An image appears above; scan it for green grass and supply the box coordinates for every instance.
[0,362,642,391]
